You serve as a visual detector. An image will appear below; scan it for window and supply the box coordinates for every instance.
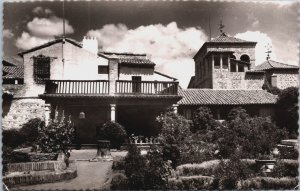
[222,56,228,69]
[33,55,50,84]
[238,64,244,72]
[98,65,109,74]
[132,76,141,93]
[240,54,250,63]
[214,55,220,69]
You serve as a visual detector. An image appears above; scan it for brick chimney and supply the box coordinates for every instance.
[82,36,98,55]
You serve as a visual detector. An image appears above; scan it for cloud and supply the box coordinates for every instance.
[3,29,14,39]
[87,22,208,87]
[32,6,53,16]
[27,16,74,38]
[16,7,74,50]
[235,31,275,66]
[16,32,53,50]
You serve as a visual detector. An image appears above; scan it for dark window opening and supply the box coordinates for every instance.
[222,56,228,69]
[33,55,50,84]
[240,54,250,63]
[98,65,109,74]
[238,64,244,72]
[230,55,236,72]
[132,76,141,93]
[214,55,220,69]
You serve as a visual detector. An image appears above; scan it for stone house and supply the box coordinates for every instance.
[254,59,299,89]
[180,32,295,120]
[3,36,181,144]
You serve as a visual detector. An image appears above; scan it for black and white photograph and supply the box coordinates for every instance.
[2,0,299,190]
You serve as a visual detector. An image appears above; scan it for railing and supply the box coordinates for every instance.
[116,80,178,95]
[44,80,109,94]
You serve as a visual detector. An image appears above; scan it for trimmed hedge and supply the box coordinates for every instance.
[110,173,129,190]
[167,176,214,190]
[238,177,298,189]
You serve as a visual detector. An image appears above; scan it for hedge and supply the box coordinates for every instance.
[167,175,214,190]
[238,177,298,189]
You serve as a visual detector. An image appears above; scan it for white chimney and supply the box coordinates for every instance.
[82,36,98,55]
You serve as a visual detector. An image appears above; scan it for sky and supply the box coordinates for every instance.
[3,0,299,88]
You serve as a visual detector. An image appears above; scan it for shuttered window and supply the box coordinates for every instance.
[33,55,50,84]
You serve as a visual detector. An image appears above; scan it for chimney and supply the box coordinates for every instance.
[82,36,98,55]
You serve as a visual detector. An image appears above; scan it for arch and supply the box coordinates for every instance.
[240,54,250,63]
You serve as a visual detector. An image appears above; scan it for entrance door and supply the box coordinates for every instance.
[132,76,141,93]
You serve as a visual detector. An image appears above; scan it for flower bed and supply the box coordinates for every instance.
[238,177,298,189]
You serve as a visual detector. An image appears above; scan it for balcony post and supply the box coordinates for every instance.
[110,104,116,122]
[108,57,119,95]
[44,104,51,126]
[173,104,178,114]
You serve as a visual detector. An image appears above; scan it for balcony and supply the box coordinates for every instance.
[116,80,178,95]
[44,80,179,95]
[44,80,109,94]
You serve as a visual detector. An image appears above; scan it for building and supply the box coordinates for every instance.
[3,36,181,144]
[2,56,24,85]
[180,29,298,120]
[254,59,299,89]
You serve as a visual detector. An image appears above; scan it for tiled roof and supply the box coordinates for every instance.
[178,89,277,105]
[18,38,82,56]
[3,56,23,67]
[210,33,256,43]
[254,60,299,71]
[99,52,155,66]
[3,66,24,79]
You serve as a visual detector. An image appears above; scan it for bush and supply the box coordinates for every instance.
[19,118,44,144]
[3,129,24,148]
[112,156,126,172]
[167,176,214,190]
[270,160,298,177]
[191,107,218,133]
[276,87,299,136]
[98,121,127,149]
[110,173,129,190]
[238,177,298,189]
[278,146,298,159]
[215,108,288,158]
[37,115,74,154]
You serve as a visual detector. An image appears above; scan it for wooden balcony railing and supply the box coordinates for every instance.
[44,80,109,94]
[116,80,178,95]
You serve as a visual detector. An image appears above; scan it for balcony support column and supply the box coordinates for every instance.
[44,104,51,126]
[108,57,119,95]
[173,104,178,114]
[110,104,116,122]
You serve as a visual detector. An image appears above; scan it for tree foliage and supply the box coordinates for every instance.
[98,121,127,149]
[191,107,218,133]
[275,87,299,137]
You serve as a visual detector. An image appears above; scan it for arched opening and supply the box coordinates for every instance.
[230,55,236,72]
[240,54,250,63]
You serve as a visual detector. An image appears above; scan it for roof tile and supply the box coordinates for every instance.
[178,89,277,105]
[255,60,299,71]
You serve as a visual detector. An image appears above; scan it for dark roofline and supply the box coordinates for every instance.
[98,51,147,57]
[193,41,257,60]
[154,71,178,81]
[18,38,82,57]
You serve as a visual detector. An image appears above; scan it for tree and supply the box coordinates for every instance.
[98,121,127,149]
[275,87,299,137]
[191,107,218,133]
[214,108,288,158]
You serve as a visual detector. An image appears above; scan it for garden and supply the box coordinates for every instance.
[109,87,299,190]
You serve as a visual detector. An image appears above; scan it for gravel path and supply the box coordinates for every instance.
[11,149,127,191]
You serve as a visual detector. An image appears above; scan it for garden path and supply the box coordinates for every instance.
[11,149,127,190]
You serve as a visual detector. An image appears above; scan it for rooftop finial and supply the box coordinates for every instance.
[265,43,272,60]
[219,20,225,35]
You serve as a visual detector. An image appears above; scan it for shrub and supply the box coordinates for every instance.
[98,121,127,149]
[191,107,218,133]
[157,111,193,166]
[110,173,129,190]
[270,160,298,177]
[112,156,126,172]
[3,129,24,148]
[215,108,288,158]
[37,115,74,154]
[276,87,299,136]
[167,176,214,190]
[278,146,299,159]
[238,177,298,189]
[19,118,44,145]
[176,160,221,176]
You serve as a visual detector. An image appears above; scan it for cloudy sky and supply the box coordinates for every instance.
[3,0,299,87]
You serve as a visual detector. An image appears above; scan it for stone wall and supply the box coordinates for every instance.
[212,70,264,89]
[2,98,46,130]
[275,71,298,89]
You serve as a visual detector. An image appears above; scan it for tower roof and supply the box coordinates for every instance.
[254,60,299,71]
[210,33,255,43]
